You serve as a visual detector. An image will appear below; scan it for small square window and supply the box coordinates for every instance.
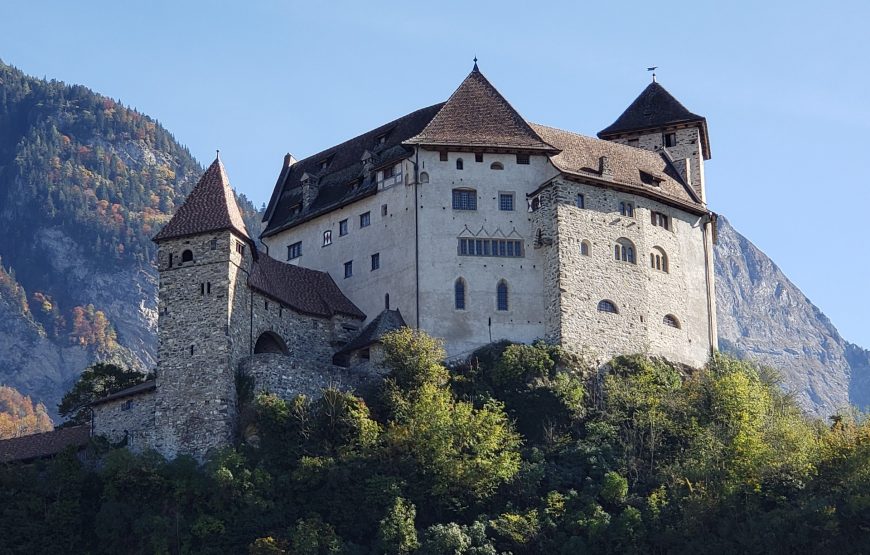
[371,253,380,271]
[381,204,388,217]
[344,261,353,278]
[475,153,483,163]
[322,230,332,246]
[664,133,676,147]
[499,193,515,211]
[440,151,448,162]
[360,212,371,228]
[516,153,530,165]
[339,219,348,236]
[287,241,302,260]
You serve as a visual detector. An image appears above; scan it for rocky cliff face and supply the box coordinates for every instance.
[714,216,870,416]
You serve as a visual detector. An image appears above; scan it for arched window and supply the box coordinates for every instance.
[580,240,591,256]
[419,171,430,184]
[385,293,390,310]
[650,247,669,273]
[497,280,509,311]
[490,161,504,170]
[663,314,681,328]
[614,238,636,264]
[181,249,193,263]
[454,278,466,310]
[456,158,464,170]
[597,299,619,314]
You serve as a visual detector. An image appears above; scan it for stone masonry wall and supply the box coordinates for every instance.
[240,353,379,401]
[539,178,713,368]
[92,390,156,451]
[151,231,248,460]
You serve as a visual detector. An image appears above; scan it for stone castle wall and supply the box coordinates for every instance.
[239,353,377,401]
[92,389,156,450]
[536,178,713,368]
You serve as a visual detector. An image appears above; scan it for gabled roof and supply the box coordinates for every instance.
[261,104,443,237]
[598,81,705,137]
[337,309,406,356]
[407,66,557,152]
[90,380,156,407]
[248,253,365,319]
[154,156,251,242]
[531,123,705,214]
[0,426,90,464]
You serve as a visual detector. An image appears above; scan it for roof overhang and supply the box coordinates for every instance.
[408,142,560,155]
[598,118,711,160]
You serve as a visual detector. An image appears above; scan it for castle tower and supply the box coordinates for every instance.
[151,155,255,459]
[598,80,711,203]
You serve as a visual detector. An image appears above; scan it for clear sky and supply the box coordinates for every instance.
[3,1,869,347]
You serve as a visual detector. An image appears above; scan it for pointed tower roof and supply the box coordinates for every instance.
[598,81,710,158]
[408,65,557,152]
[154,155,251,242]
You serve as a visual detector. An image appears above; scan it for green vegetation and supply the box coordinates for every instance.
[58,362,151,424]
[1,332,869,554]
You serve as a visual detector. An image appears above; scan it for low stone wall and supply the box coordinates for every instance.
[92,389,156,451]
[239,353,381,401]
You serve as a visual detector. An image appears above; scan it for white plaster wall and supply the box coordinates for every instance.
[262,161,418,326]
[416,150,559,358]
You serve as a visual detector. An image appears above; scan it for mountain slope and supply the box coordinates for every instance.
[0,60,261,419]
[714,216,870,416]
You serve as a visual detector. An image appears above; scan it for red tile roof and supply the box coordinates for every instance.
[0,426,90,464]
[408,67,557,152]
[153,156,251,242]
[248,253,365,319]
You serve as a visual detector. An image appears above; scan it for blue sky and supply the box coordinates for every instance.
[3,1,869,346]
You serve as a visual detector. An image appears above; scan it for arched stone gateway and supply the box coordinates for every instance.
[254,331,289,355]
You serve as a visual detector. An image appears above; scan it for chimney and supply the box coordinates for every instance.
[301,172,318,210]
[598,156,612,178]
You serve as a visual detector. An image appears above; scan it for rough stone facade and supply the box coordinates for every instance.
[92,389,156,450]
[240,353,377,401]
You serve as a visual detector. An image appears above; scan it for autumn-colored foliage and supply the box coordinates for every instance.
[69,304,117,353]
[0,385,53,439]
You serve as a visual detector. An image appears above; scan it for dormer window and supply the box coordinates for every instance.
[290,203,301,216]
[640,171,663,186]
[319,159,329,170]
[376,133,387,145]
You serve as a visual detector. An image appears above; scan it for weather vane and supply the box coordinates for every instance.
[647,66,658,82]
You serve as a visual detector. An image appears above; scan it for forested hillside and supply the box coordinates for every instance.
[1,331,867,554]
[0,60,261,419]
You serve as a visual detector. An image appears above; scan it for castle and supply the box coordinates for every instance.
[91,65,717,460]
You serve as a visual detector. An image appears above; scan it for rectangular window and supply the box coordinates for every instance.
[619,201,635,217]
[651,211,670,230]
[458,238,523,258]
[381,204,388,217]
[499,193,515,211]
[359,212,370,228]
[664,132,676,147]
[236,241,245,255]
[440,151,448,162]
[287,241,302,260]
[475,152,483,163]
[344,261,353,278]
[371,253,380,271]
[627,138,639,147]
[452,189,477,210]
[339,219,348,236]
[322,230,332,246]
[576,194,585,209]
[516,153,530,165]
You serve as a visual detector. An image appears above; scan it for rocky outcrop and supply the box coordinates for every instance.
[714,216,869,416]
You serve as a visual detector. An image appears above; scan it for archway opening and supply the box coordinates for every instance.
[254,331,289,355]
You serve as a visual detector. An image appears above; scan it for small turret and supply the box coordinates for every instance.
[598,81,710,202]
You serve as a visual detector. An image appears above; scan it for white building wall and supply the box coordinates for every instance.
[415,150,559,358]
[262,161,419,326]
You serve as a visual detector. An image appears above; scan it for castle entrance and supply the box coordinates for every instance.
[254,331,289,355]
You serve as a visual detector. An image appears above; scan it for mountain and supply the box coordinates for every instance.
[714,216,870,416]
[0,60,262,420]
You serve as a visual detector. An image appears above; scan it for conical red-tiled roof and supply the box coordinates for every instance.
[408,66,557,152]
[153,156,250,242]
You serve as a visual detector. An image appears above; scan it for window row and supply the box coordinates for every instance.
[607,238,671,273]
[287,208,380,260]
[444,153,529,168]
[596,300,682,328]
[454,278,510,311]
[530,194,671,228]
[343,253,380,278]
[458,238,524,257]
[452,189,516,212]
